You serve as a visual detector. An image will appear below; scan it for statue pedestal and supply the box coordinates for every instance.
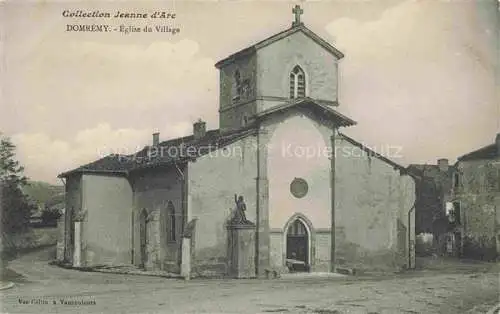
[227,223,256,278]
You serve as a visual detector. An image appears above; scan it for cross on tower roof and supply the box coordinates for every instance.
[292,5,304,27]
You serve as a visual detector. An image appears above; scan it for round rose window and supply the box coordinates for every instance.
[290,177,308,198]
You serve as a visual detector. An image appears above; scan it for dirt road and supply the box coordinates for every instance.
[1,247,498,314]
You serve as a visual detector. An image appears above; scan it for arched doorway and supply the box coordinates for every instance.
[139,209,148,268]
[286,218,310,272]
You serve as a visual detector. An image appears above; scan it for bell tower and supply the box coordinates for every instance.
[215,5,343,132]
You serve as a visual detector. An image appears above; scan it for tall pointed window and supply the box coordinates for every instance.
[289,65,306,99]
[167,201,176,242]
[233,70,242,102]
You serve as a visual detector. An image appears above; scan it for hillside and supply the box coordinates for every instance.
[22,181,65,209]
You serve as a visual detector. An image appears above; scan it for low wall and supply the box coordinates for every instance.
[0,227,59,257]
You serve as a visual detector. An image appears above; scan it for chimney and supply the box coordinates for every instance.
[437,158,449,172]
[152,132,160,146]
[496,133,500,157]
[193,119,206,140]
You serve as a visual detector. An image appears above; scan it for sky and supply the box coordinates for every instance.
[1,0,499,184]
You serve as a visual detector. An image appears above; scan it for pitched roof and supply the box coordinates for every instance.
[59,99,355,178]
[58,155,133,177]
[256,97,356,127]
[337,133,409,174]
[407,164,437,178]
[215,23,344,69]
[407,164,456,181]
[58,127,257,178]
[457,143,499,162]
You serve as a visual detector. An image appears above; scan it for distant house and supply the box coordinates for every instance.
[453,133,500,260]
[408,159,458,255]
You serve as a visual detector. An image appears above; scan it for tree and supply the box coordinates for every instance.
[41,205,62,225]
[0,133,32,233]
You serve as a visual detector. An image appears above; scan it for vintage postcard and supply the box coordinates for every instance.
[0,0,499,313]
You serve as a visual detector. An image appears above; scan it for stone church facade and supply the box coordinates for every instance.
[59,9,416,277]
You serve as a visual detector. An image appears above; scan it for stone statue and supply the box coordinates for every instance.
[231,194,252,225]
[182,218,197,238]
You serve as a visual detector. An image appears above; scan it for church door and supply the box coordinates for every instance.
[139,209,148,268]
[286,219,309,271]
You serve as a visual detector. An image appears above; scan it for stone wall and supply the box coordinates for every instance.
[269,232,283,269]
[314,231,331,272]
[335,136,416,271]
[131,166,184,272]
[457,159,500,260]
[188,136,258,276]
[81,174,133,266]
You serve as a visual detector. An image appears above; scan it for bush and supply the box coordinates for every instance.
[41,207,62,224]
[1,182,34,234]
[462,235,497,261]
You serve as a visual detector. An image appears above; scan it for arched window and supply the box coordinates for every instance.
[167,202,176,242]
[233,70,242,102]
[289,65,306,99]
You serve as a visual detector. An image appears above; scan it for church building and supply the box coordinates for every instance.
[58,6,416,277]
